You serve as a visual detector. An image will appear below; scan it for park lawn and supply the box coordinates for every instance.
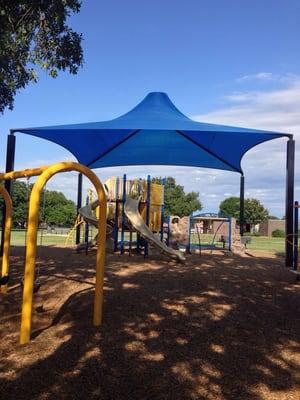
[9,230,285,254]
[10,230,67,246]
[246,235,285,253]
[190,233,285,253]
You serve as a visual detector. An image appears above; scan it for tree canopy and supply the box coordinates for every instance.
[152,177,202,217]
[219,196,269,225]
[43,189,77,226]
[244,198,269,225]
[0,181,76,227]
[0,0,83,113]
[219,197,240,219]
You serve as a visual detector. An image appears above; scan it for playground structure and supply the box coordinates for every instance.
[0,91,299,352]
[0,162,107,344]
[75,180,252,260]
[72,175,185,262]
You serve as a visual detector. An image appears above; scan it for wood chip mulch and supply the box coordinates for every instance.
[0,246,299,400]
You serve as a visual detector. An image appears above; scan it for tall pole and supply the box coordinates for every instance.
[113,177,120,252]
[160,177,166,242]
[120,174,126,255]
[1,133,16,255]
[75,173,83,245]
[144,175,151,257]
[239,174,245,236]
[294,201,298,271]
[285,137,295,268]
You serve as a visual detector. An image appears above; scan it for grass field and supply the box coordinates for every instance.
[9,230,68,246]
[7,230,286,254]
[190,233,285,253]
[246,235,285,253]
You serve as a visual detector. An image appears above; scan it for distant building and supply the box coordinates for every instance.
[191,215,230,235]
[259,219,285,236]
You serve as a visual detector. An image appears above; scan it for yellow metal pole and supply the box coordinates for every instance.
[0,166,49,181]
[20,162,107,344]
[0,186,13,294]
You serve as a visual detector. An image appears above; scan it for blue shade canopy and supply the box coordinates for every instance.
[13,92,289,173]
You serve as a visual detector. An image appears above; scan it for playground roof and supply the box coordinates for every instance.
[13,92,289,173]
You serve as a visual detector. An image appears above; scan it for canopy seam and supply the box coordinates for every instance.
[176,130,241,173]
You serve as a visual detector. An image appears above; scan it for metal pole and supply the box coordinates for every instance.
[20,162,107,344]
[84,195,89,255]
[144,175,151,257]
[120,174,126,254]
[187,215,192,254]
[113,177,120,252]
[239,174,245,236]
[160,178,166,242]
[293,201,298,271]
[166,215,170,246]
[228,218,232,251]
[285,138,295,268]
[136,180,141,253]
[1,133,16,256]
[75,173,83,245]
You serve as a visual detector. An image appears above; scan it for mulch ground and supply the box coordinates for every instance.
[0,246,299,400]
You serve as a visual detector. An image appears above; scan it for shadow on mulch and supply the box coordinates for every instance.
[0,246,299,400]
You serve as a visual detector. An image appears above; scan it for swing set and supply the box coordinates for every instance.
[0,162,107,345]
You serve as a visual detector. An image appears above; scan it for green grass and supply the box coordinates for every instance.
[246,235,284,253]
[8,229,285,254]
[190,233,285,253]
[10,230,67,246]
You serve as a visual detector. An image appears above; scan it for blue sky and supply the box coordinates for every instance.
[1,0,299,216]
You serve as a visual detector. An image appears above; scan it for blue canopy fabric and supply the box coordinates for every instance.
[13,92,289,173]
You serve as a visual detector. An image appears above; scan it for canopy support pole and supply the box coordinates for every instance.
[285,137,295,268]
[1,132,16,256]
[76,173,83,245]
[239,174,244,236]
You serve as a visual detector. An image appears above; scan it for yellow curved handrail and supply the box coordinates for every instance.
[0,186,12,294]
[20,162,107,344]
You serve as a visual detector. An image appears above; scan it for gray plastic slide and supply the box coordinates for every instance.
[77,201,113,251]
[78,201,101,228]
[124,196,185,262]
[78,197,185,262]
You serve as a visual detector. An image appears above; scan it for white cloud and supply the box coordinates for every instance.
[236,72,298,84]
[193,76,300,216]
[236,72,276,83]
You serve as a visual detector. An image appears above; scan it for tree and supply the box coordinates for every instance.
[152,177,202,217]
[268,215,279,220]
[7,181,29,227]
[219,197,240,219]
[43,190,76,226]
[0,0,83,113]
[0,181,76,227]
[244,198,269,225]
[219,196,269,225]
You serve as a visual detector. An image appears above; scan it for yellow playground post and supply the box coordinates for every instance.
[19,162,107,344]
[0,185,13,294]
[0,162,107,344]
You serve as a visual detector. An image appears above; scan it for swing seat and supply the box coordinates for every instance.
[0,275,9,285]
